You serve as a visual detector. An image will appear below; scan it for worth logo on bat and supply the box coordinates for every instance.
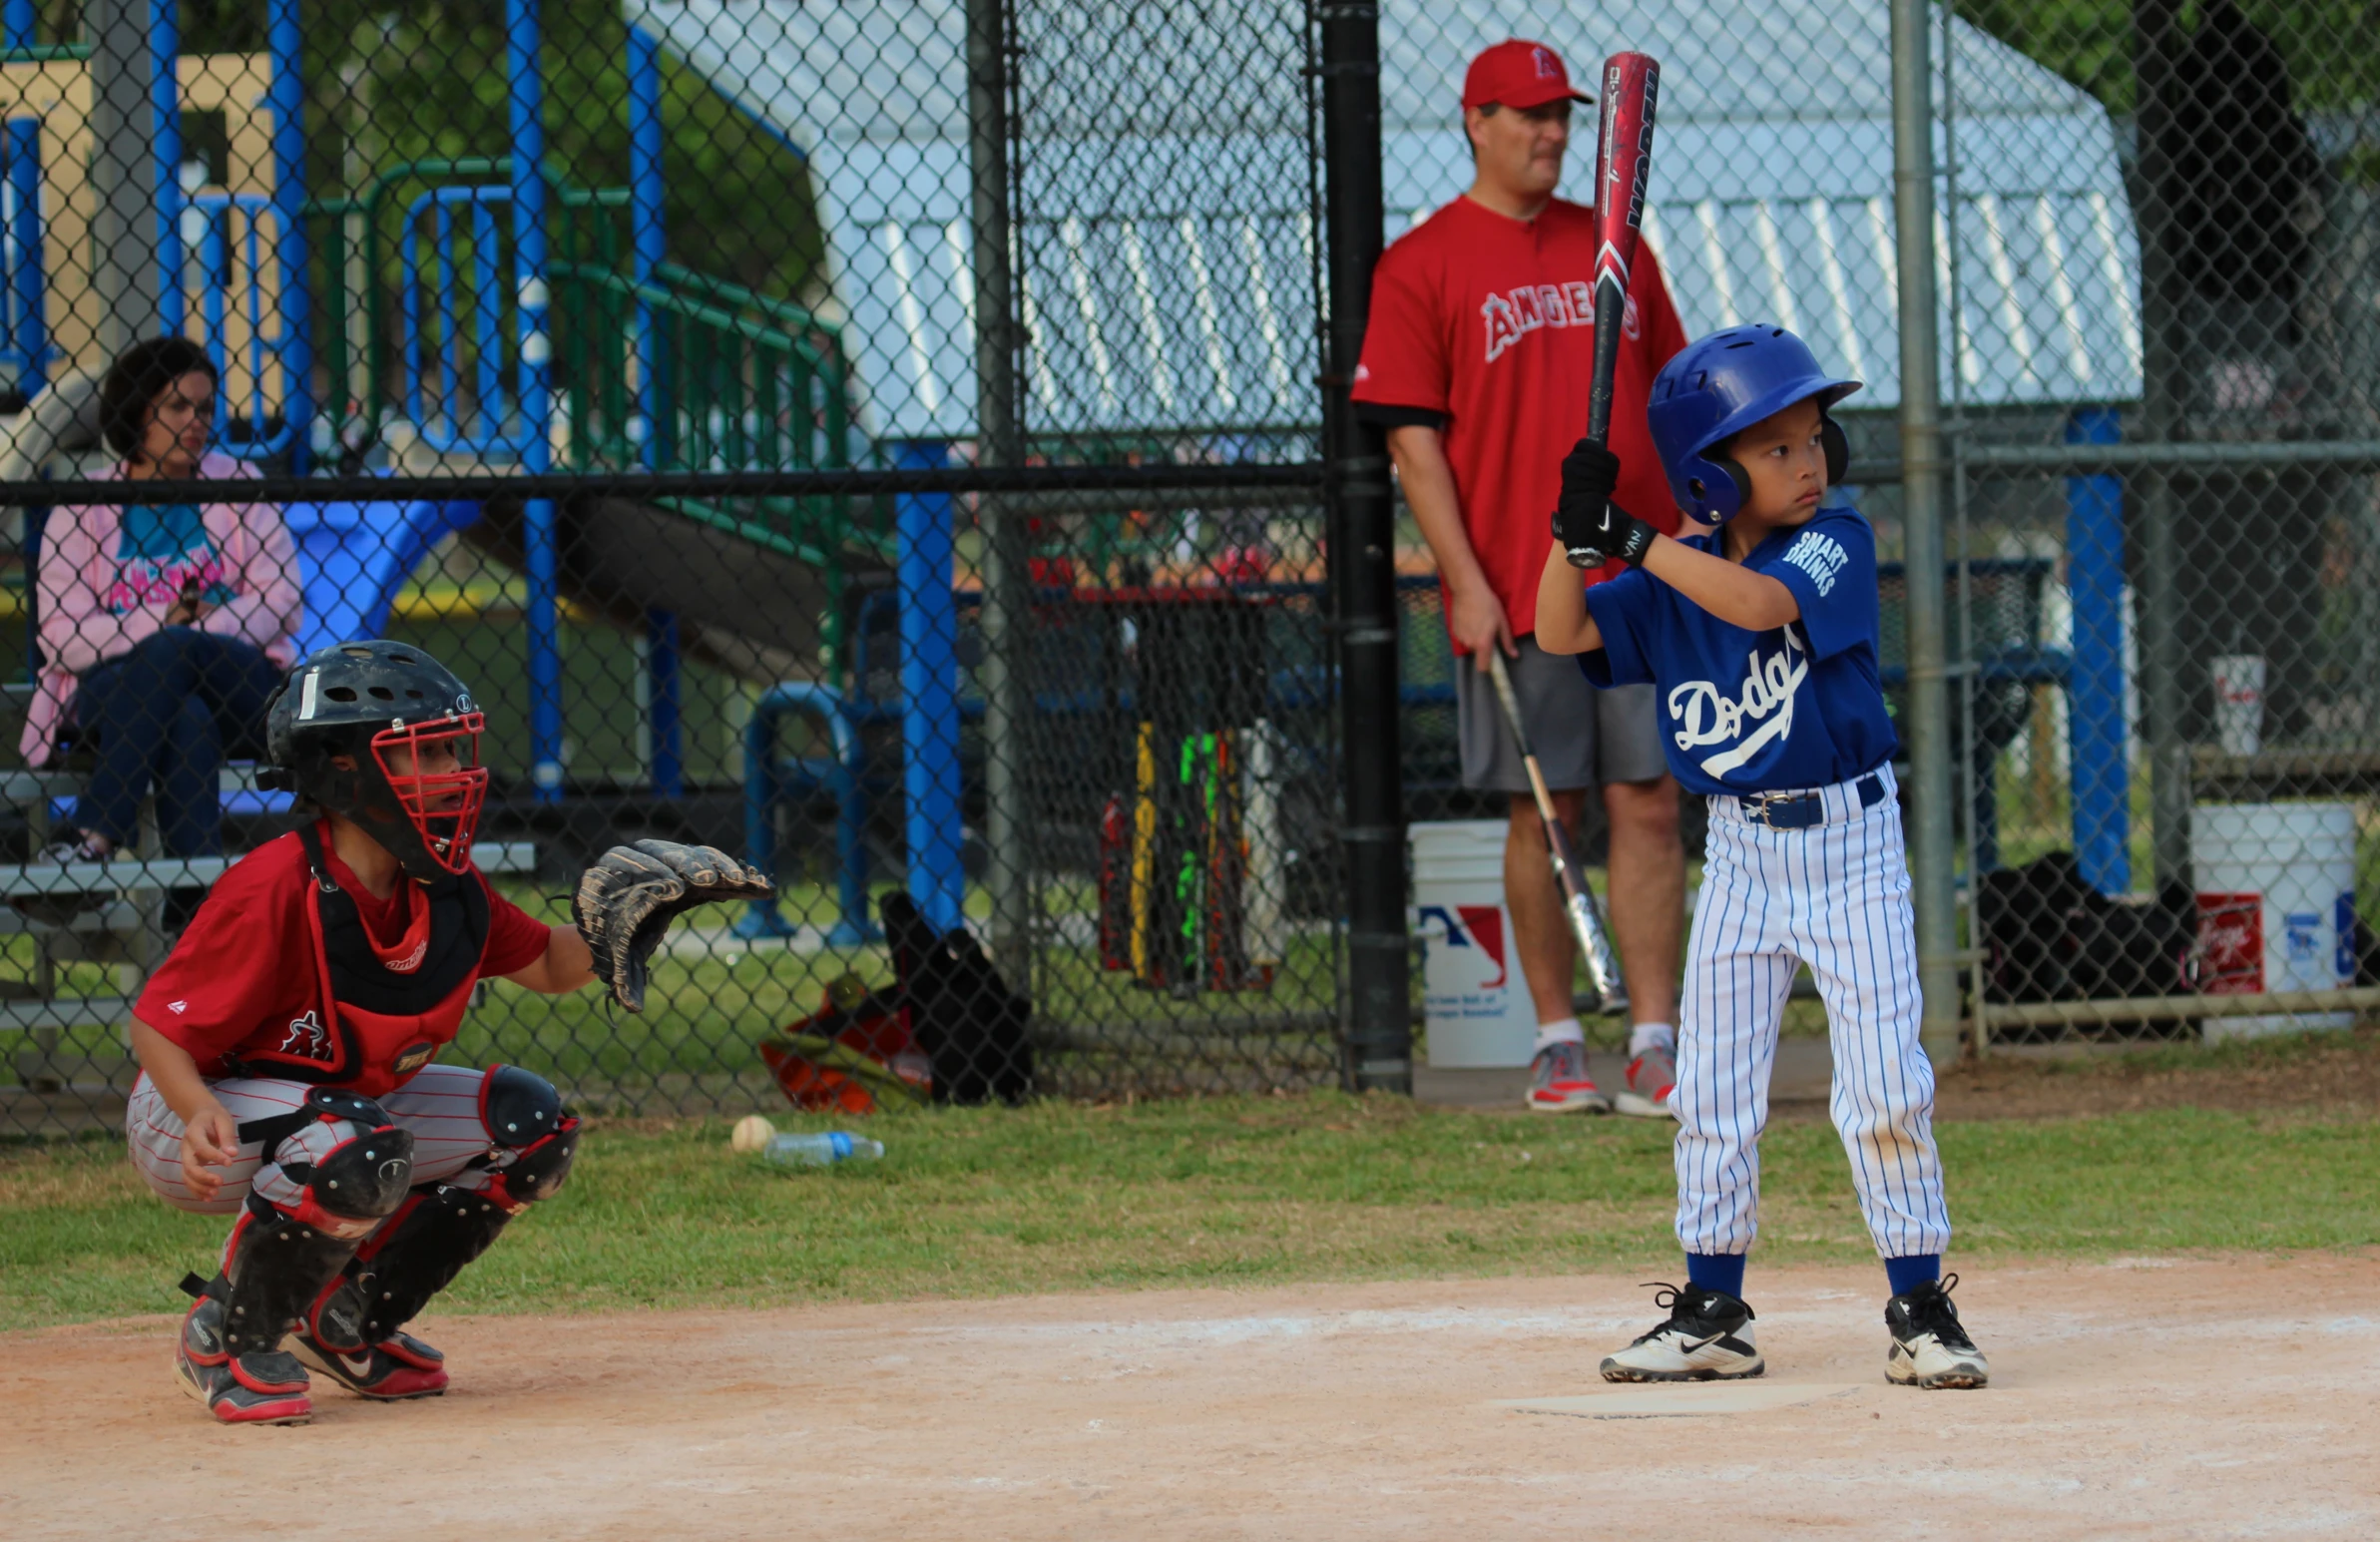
[1593,58,1660,300]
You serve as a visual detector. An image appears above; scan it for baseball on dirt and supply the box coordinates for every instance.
[730,1115,776,1154]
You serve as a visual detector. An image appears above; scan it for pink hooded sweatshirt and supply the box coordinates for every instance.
[20,452,303,767]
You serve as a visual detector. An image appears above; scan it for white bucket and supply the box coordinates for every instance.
[1412,820,1539,1068]
[2191,801,2359,1040]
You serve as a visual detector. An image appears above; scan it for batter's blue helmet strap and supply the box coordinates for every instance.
[1647,325,1861,524]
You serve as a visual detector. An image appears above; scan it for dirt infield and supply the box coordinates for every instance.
[7,1256,2375,1540]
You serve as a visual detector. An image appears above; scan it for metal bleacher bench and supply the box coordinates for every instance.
[0,762,536,1036]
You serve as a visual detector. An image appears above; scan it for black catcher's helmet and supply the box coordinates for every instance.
[260,642,490,881]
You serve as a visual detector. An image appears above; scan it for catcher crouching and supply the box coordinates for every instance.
[124,641,768,1424]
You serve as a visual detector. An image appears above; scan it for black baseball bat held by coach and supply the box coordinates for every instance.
[1566,50,1661,570]
[1486,650,1630,1013]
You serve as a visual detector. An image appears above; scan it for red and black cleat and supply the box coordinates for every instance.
[291,1326,448,1399]
[291,1273,449,1399]
[175,1290,312,1425]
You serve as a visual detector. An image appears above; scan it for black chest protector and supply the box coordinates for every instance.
[232,824,491,1095]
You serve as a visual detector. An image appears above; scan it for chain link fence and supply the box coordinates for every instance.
[1375,2,2379,1053]
[1940,1,2380,1044]
[3,1,2375,1136]
[0,0,1345,1136]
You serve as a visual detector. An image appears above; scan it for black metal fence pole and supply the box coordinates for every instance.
[968,0,1032,985]
[2132,0,2193,896]
[1318,0,1409,1095]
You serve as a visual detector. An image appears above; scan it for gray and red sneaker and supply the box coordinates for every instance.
[1615,1043,1678,1119]
[291,1328,449,1399]
[1525,1038,1613,1114]
[291,1276,450,1399]
[175,1289,312,1425]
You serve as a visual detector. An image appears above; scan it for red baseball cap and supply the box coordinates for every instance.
[1462,39,1595,113]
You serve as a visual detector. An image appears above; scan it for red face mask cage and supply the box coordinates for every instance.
[369,713,489,874]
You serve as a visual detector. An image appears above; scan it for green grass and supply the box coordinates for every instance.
[6,1094,2377,1331]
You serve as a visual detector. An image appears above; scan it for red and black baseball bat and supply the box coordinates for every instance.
[1566,50,1661,569]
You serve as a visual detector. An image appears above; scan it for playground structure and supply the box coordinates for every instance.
[0,0,1324,943]
[0,0,971,919]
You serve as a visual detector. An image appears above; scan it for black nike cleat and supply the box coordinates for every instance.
[290,1327,449,1399]
[1885,1274,1990,1389]
[1600,1283,1765,1382]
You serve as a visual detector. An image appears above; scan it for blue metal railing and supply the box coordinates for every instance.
[738,684,876,946]
[0,115,48,396]
[400,184,541,457]
[184,193,299,459]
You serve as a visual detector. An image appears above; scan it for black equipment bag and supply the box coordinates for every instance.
[1978,850,2199,1005]
[879,891,1035,1106]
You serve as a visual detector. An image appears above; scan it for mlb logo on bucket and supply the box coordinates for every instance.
[2196,893,2262,994]
[1419,904,1508,989]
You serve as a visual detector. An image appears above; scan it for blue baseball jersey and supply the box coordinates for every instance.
[1580,506,1898,796]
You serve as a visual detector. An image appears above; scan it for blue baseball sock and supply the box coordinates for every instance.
[1685,1253,1746,1299]
[1884,1254,1941,1297]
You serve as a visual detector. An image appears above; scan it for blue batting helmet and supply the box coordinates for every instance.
[1646,325,1861,523]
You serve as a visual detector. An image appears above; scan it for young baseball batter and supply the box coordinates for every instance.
[127,640,768,1423]
[1533,325,1988,1389]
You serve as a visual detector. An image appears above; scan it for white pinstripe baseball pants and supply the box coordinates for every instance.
[1674,764,1952,1262]
[128,1063,509,1231]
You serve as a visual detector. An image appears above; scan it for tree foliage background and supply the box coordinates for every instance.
[38,0,824,302]
[1950,0,2378,125]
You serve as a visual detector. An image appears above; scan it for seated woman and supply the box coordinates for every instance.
[20,335,302,860]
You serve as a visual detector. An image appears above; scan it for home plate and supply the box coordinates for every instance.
[1498,1382,1866,1418]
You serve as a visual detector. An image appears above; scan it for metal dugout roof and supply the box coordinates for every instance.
[626,0,2141,440]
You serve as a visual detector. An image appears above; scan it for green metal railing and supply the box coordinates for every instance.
[305,160,880,678]
[308,160,872,545]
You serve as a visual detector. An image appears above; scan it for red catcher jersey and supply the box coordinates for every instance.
[1352,195,1688,649]
[134,828,552,1079]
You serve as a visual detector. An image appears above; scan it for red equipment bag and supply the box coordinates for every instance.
[758,974,931,1114]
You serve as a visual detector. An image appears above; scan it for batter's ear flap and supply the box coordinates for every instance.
[1685,455,1753,521]
[1713,454,1751,521]
[1820,415,1849,485]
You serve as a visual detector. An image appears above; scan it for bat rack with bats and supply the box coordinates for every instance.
[1486,650,1630,1015]
[1092,594,1281,996]
[1564,50,1662,571]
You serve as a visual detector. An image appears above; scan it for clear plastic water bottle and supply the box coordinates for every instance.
[761,1131,885,1168]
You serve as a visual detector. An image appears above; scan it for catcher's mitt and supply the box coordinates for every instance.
[573,839,772,1012]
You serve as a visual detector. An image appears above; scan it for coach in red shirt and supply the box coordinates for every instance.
[1355,39,1689,1117]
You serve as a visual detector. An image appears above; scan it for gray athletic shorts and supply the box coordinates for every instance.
[1453,635,1667,793]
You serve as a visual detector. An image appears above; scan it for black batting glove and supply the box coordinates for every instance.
[1553,440,1656,568]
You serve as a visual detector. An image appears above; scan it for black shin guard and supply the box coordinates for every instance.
[335,1184,514,1344]
[218,1126,416,1356]
[216,1204,376,1357]
[311,1078,579,1349]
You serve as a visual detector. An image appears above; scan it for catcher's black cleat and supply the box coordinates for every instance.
[291,1325,449,1400]
[293,1271,449,1399]
[175,1285,312,1425]
[1600,1283,1765,1382]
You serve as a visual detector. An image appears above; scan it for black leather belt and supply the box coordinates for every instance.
[1739,772,1884,829]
